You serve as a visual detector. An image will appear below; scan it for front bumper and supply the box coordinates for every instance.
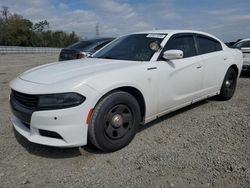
[10,104,89,147]
[9,77,101,147]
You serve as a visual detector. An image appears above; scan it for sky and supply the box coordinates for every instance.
[0,0,249,41]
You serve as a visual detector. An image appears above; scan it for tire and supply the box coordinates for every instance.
[88,91,141,152]
[217,67,237,101]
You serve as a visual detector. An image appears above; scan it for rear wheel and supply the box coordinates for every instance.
[217,67,237,100]
[88,91,141,152]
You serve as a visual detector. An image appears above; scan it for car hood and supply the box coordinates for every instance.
[19,58,139,85]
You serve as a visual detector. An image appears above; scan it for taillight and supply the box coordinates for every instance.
[72,52,86,59]
[77,52,86,59]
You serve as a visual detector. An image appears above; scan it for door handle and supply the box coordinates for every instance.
[224,57,228,60]
[147,67,157,70]
[196,64,202,69]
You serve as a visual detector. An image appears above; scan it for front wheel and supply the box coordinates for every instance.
[217,67,237,101]
[88,91,141,152]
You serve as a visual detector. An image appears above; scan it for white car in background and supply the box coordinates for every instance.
[233,38,250,72]
[10,30,243,152]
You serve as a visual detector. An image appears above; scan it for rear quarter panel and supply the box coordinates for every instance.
[227,48,243,75]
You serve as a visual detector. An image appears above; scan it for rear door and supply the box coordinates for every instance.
[156,34,204,114]
[195,35,228,95]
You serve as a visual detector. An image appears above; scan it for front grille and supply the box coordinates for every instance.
[22,122,31,130]
[12,90,39,109]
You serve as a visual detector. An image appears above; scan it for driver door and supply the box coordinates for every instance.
[156,34,204,114]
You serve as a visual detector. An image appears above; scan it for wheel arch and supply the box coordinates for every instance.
[229,64,239,77]
[93,86,146,123]
[220,64,239,87]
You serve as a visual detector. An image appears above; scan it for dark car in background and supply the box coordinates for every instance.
[225,39,242,48]
[59,37,114,61]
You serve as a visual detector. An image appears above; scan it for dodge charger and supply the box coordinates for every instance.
[10,30,243,152]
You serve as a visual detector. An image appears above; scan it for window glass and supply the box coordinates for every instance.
[197,36,222,54]
[165,36,197,58]
[93,41,110,51]
[233,41,250,48]
[93,34,165,61]
[67,41,93,50]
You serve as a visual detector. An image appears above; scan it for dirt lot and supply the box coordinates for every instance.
[0,54,249,188]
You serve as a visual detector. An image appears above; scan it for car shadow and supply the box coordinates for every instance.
[240,71,250,78]
[13,128,82,158]
[82,100,210,154]
[81,142,107,154]
[14,100,210,157]
[138,100,208,133]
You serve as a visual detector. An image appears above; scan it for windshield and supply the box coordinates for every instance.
[92,34,166,61]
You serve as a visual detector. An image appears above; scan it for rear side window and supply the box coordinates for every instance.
[197,36,222,55]
[166,36,197,58]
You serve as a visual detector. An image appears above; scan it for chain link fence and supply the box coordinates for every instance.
[0,46,61,54]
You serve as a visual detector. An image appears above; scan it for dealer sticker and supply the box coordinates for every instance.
[146,34,166,39]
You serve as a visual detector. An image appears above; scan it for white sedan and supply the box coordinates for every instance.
[10,30,243,152]
[233,38,250,71]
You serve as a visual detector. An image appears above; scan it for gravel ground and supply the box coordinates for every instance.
[0,54,249,188]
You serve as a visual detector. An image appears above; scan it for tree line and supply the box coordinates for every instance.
[0,6,79,47]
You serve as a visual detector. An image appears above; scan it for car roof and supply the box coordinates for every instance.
[127,29,224,46]
[80,37,115,43]
[133,29,204,34]
[131,30,221,41]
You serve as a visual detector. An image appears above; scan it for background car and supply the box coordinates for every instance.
[233,39,250,72]
[225,39,242,48]
[59,37,114,61]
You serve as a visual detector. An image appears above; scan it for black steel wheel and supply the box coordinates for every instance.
[104,104,133,140]
[88,91,141,152]
[217,67,237,100]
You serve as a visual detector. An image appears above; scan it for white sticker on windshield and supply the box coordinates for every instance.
[146,34,166,39]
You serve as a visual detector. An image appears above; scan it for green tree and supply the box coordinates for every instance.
[33,20,49,32]
[0,6,80,47]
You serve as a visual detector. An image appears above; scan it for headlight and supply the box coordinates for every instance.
[38,93,85,110]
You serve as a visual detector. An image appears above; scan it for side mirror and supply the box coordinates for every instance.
[162,50,183,60]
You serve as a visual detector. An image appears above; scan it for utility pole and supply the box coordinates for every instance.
[96,23,99,37]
